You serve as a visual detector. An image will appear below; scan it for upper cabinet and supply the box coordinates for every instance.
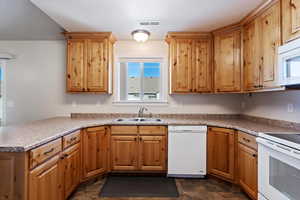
[214,28,242,93]
[259,2,281,89]
[282,0,300,43]
[64,32,115,93]
[166,32,213,94]
[243,1,282,91]
[243,20,260,91]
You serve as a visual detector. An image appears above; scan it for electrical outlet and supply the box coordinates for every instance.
[241,102,246,109]
[287,104,294,113]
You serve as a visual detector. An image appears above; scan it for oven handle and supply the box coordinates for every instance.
[256,137,300,160]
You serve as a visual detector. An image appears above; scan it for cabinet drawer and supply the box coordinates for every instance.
[238,131,257,150]
[139,126,166,135]
[63,130,81,149]
[86,126,105,133]
[30,138,62,169]
[111,126,138,135]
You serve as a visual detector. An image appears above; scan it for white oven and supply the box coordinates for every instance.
[278,38,300,87]
[257,137,300,200]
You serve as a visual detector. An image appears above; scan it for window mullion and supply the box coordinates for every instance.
[125,62,129,101]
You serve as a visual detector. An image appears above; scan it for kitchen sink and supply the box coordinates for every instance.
[116,118,162,122]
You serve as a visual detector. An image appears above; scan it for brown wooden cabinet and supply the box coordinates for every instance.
[238,144,257,200]
[243,1,281,91]
[111,135,139,171]
[166,32,213,93]
[214,28,242,93]
[64,32,115,93]
[243,20,261,91]
[62,143,81,199]
[111,126,167,172]
[207,127,237,182]
[82,126,108,179]
[282,0,300,43]
[238,131,258,200]
[66,39,86,92]
[29,155,63,200]
[258,2,281,89]
[139,136,166,171]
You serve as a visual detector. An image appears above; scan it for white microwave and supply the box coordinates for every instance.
[278,38,300,87]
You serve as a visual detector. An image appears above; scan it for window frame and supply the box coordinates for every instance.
[0,60,7,126]
[115,57,167,104]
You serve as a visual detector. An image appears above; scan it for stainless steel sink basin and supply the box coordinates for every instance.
[116,118,162,122]
[139,118,162,122]
[116,118,139,122]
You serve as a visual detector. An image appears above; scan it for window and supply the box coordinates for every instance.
[118,59,165,102]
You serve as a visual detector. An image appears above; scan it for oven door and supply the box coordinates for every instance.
[257,138,300,200]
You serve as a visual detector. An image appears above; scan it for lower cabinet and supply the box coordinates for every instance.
[82,126,108,179]
[111,135,139,171]
[207,127,237,183]
[208,127,258,200]
[238,132,258,200]
[29,155,63,200]
[139,136,166,171]
[63,143,81,199]
[111,126,167,172]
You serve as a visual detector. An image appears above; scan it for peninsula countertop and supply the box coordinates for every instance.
[0,116,298,152]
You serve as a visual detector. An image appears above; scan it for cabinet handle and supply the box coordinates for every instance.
[67,137,77,143]
[242,138,251,143]
[252,154,257,157]
[44,148,54,155]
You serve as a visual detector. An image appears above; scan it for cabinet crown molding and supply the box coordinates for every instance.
[63,32,116,43]
[165,32,212,43]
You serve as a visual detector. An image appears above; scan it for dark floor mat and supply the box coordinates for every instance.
[99,175,179,197]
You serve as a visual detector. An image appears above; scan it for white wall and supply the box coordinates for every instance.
[241,91,300,123]
[0,40,242,125]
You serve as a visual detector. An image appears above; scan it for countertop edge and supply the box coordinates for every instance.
[0,120,261,153]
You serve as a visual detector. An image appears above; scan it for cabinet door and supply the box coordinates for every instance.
[259,2,281,89]
[83,127,107,179]
[67,39,86,92]
[282,0,300,43]
[63,144,81,199]
[86,39,108,92]
[208,127,236,182]
[238,143,258,200]
[214,30,241,92]
[243,20,261,91]
[170,39,193,93]
[139,136,166,171]
[29,155,63,200]
[194,39,213,92]
[111,136,138,171]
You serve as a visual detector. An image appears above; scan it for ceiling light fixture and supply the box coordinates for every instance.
[131,29,150,42]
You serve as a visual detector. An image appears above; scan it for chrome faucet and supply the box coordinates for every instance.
[138,106,148,118]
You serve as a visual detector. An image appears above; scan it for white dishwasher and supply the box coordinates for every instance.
[168,125,207,178]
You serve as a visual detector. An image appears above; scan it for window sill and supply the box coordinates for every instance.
[113,100,168,106]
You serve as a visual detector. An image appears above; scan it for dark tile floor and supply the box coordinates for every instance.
[69,176,250,200]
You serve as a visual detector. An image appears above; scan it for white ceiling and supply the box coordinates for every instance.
[30,0,265,40]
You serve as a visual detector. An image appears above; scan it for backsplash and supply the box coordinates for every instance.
[71,113,300,131]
